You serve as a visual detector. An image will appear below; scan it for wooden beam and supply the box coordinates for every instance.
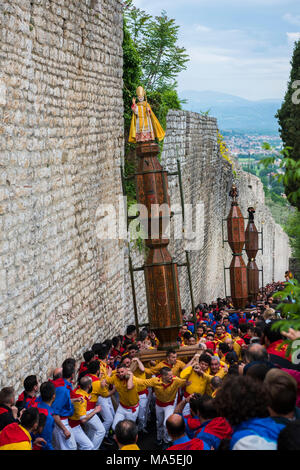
[138,346,202,362]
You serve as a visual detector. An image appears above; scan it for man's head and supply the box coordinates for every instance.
[190,394,217,420]
[262,321,283,347]
[223,317,230,327]
[199,353,211,372]
[215,325,223,337]
[114,420,138,449]
[211,376,223,393]
[125,325,137,340]
[62,360,76,381]
[166,414,186,441]
[188,336,197,346]
[210,356,221,375]
[24,375,39,395]
[264,369,297,417]
[166,350,177,366]
[83,350,96,364]
[79,376,93,394]
[121,356,132,369]
[52,367,62,380]
[0,387,15,406]
[160,367,173,384]
[20,407,39,433]
[128,344,139,359]
[245,343,268,364]
[224,337,234,350]
[116,365,130,380]
[40,382,56,405]
[87,360,101,376]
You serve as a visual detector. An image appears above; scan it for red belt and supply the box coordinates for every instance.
[138,389,149,396]
[156,399,175,407]
[120,402,139,413]
[86,401,96,411]
[68,419,81,428]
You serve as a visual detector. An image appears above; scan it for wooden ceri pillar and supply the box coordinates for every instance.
[135,141,182,350]
[245,207,259,303]
[227,184,248,309]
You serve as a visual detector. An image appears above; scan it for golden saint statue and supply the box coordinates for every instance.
[128,86,165,144]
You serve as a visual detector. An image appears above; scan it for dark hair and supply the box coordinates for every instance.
[227,364,239,376]
[211,376,223,390]
[199,353,212,365]
[166,349,177,357]
[263,321,283,344]
[245,362,275,382]
[214,376,269,426]
[91,343,102,355]
[112,336,121,348]
[62,361,75,379]
[40,382,55,403]
[128,344,139,352]
[126,325,136,336]
[0,386,15,404]
[166,415,185,439]
[23,375,38,393]
[218,343,230,354]
[83,351,95,363]
[277,420,300,450]
[20,407,39,429]
[87,360,100,375]
[160,366,172,376]
[194,394,217,419]
[225,351,238,365]
[62,358,76,368]
[115,419,138,445]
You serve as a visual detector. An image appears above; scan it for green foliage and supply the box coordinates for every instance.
[284,210,300,260]
[124,2,189,91]
[276,39,300,210]
[123,18,142,135]
[271,280,300,357]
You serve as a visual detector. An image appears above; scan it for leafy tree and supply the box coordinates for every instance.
[124,3,189,91]
[284,210,300,260]
[275,39,300,210]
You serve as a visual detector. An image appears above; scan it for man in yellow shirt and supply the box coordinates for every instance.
[133,366,188,446]
[206,357,227,396]
[180,355,212,414]
[103,364,142,431]
[69,376,101,450]
[149,349,186,377]
[114,419,140,450]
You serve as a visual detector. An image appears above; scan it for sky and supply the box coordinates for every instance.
[132,0,300,101]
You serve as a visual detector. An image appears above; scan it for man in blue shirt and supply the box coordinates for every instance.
[31,382,56,450]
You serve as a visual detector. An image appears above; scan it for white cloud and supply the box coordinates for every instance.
[195,24,212,33]
[287,32,300,43]
[283,13,300,26]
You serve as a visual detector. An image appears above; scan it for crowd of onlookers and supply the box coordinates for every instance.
[0,275,300,451]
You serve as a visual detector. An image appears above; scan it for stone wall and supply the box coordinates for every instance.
[0,3,291,391]
[0,0,125,388]
[126,110,291,319]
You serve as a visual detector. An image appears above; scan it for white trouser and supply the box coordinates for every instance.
[97,396,115,437]
[71,424,94,450]
[182,401,191,416]
[112,403,139,431]
[83,410,106,450]
[137,392,148,431]
[52,419,77,450]
[155,403,175,443]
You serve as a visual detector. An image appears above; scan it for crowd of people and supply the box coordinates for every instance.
[0,277,300,451]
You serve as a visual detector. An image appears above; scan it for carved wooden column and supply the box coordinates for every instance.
[227,185,248,309]
[135,142,182,350]
[245,207,259,303]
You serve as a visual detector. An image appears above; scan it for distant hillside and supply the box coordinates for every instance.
[179,90,281,134]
